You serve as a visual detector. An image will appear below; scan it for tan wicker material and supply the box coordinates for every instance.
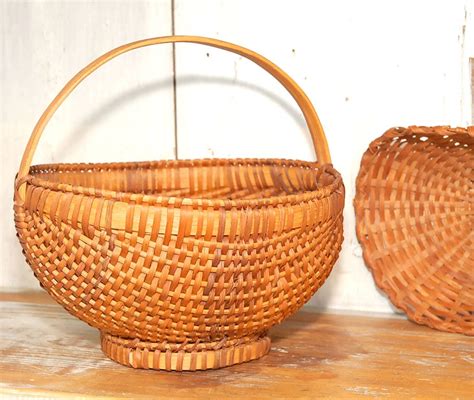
[13,36,344,370]
[354,126,473,336]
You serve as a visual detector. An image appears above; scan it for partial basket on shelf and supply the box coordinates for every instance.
[13,36,345,370]
[354,126,473,336]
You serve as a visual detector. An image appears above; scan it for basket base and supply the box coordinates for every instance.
[100,332,271,371]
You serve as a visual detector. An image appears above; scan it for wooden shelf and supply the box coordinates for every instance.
[1,291,473,399]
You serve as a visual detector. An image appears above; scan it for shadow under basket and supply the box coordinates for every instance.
[355,126,473,336]
[13,36,344,370]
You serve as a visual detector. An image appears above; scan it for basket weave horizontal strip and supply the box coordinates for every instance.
[355,126,473,335]
[14,36,344,370]
[18,159,343,237]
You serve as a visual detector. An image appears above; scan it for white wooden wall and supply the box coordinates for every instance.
[1,0,175,289]
[1,0,472,313]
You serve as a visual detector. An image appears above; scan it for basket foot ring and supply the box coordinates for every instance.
[100,332,271,371]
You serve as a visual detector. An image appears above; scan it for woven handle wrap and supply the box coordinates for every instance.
[17,36,331,199]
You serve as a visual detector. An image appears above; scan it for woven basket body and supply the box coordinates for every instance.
[355,126,473,335]
[14,37,344,370]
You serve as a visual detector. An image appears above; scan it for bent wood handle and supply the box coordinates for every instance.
[17,36,332,199]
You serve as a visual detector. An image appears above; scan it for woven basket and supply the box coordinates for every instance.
[14,36,344,370]
[354,126,473,335]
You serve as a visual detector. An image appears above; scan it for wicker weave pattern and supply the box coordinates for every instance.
[355,126,473,335]
[15,159,344,342]
[14,158,344,367]
[13,36,344,370]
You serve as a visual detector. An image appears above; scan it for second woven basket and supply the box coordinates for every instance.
[355,126,473,335]
[14,36,345,370]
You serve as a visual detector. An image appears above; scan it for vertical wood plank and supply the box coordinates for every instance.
[462,1,474,123]
[1,0,174,288]
[173,0,468,313]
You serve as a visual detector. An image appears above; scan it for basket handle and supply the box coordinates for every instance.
[16,36,332,199]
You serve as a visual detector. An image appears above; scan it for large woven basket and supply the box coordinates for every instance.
[354,126,473,335]
[14,36,344,370]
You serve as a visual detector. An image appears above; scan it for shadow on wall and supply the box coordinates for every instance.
[55,75,311,159]
[52,74,336,310]
[54,78,174,157]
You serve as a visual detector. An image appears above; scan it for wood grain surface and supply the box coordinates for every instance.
[0,291,473,399]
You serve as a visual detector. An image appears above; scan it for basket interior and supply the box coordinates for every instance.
[29,159,338,201]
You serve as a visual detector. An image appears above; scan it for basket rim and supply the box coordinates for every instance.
[366,125,473,152]
[20,158,343,209]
